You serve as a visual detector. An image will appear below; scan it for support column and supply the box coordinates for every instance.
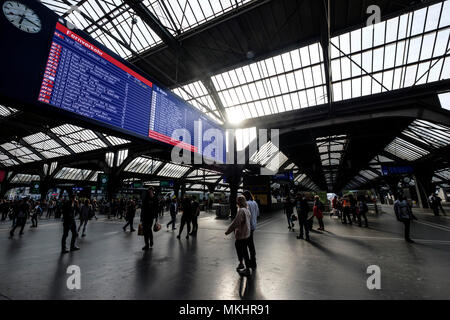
[224,166,243,219]
[173,182,181,199]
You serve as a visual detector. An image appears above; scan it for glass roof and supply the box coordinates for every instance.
[434,168,450,182]
[105,135,131,146]
[402,119,450,149]
[0,104,19,118]
[22,132,71,159]
[0,121,130,169]
[124,156,163,174]
[331,1,450,102]
[11,174,40,183]
[157,162,190,178]
[42,0,162,59]
[212,42,327,124]
[187,168,222,183]
[248,140,288,173]
[51,124,107,153]
[172,80,222,123]
[294,173,320,191]
[316,135,348,189]
[41,0,253,59]
[0,141,41,163]
[385,137,430,161]
[384,119,449,161]
[116,149,129,166]
[143,0,252,35]
[439,92,450,110]
[0,153,19,167]
[54,167,94,180]
[369,154,395,163]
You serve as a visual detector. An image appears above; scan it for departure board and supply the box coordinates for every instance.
[38,22,225,161]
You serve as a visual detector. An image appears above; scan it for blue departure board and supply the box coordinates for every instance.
[38,22,225,162]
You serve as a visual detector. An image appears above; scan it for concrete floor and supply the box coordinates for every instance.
[0,206,449,300]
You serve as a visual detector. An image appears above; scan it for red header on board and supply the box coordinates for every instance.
[149,130,198,153]
[55,22,153,88]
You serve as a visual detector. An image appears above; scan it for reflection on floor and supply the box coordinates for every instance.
[0,205,449,300]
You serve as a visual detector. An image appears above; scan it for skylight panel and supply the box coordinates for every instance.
[385,137,430,161]
[331,1,450,102]
[157,163,190,178]
[124,157,163,174]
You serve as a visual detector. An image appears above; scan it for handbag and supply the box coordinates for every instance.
[137,223,144,236]
[153,222,161,232]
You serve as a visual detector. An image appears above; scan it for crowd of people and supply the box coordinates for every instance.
[282,193,371,242]
[2,187,446,275]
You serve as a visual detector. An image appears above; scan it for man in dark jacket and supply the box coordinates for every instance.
[189,196,200,236]
[296,194,310,241]
[141,187,158,250]
[123,199,136,232]
[10,199,29,237]
[177,195,192,240]
[61,195,80,253]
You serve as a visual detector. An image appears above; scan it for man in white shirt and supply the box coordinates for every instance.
[243,190,259,269]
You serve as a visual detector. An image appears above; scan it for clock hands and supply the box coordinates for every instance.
[6,11,39,29]
[22,16,39,28]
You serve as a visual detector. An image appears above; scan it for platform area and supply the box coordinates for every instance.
[0,206,449,300]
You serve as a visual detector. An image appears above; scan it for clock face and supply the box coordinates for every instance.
[2,1,41,33]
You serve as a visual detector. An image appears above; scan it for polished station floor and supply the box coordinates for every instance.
[0,206,449,300]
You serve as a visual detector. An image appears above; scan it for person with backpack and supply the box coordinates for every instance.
[394,195,417,243]
[31,202,42,228]
[313,195,325,231]
[284,194,295,230]
[166,197,178,230]
[190,196,200,236]
[358,196,369,228]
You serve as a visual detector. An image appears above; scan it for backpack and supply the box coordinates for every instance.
[399,202,410,218]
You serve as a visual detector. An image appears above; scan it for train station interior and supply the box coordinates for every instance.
[0,0,449,300]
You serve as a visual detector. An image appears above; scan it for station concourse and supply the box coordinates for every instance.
[0,0,449,300]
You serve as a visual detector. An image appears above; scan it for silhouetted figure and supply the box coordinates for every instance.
[177,196,192,240]
[225,195,252,276]
[358,197,369,228]
[190,197,200,236]
[78,199,91,237]
[61,195,80,253]
[166,198,178,230]
[10,199,29,237]
[313,195,325,231]
[394,195,417,243]
[243,190,259,269]
[284,194,295,230]
[123,199,136,232]
[141,187,158,250]
[296,194,310,241]
[31,202,42,228]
